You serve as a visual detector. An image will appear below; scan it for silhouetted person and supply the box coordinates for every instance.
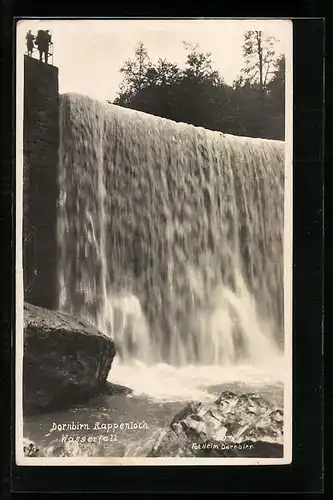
[26,30,35,57]
[35,30,51,63]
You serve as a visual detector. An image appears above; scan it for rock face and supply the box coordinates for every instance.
[23,302,116,414]
[148,391,284,458]
[103,381,133,396]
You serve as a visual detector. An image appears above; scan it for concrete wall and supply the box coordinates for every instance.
[23,55,59,309]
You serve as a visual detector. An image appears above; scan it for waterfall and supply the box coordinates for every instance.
[58,92,285,367]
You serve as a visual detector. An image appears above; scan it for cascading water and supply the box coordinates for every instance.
[58,93,285,378]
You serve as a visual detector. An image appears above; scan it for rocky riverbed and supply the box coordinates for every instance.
[22,302,284,459]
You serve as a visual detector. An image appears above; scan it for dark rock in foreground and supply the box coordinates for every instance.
[23,437,107,458]
[23,437,40,457]
[40,439,106,457]
[148,390,284,458]
[23,302,116,414]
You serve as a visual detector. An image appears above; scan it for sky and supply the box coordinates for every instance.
[17,19,292,103]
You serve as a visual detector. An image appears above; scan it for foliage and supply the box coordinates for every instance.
[110,33,285,140]
[239,30,279,91]
[117,42,152,95]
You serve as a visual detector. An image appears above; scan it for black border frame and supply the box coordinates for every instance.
[1,10,325,495]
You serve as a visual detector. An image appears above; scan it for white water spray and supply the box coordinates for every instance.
[58,93,284,372]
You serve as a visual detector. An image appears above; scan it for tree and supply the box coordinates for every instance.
[182,42,223,85]
[111,40,285,140]
[116,42,152,98]
[113,41,228,127]
[267,54,285,107]
[146,58,181,86]
[229,31,285,139]
[239,30,279,94]
[265,54,286,139]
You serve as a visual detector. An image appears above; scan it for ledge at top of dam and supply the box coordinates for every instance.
[61,91,285,147]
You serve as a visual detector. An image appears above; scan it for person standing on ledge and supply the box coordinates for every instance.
[35,30,51,64]
[26,30,35,57]
[45,30,52,63]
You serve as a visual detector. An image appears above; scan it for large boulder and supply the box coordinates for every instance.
[104,381,133,396]
[23,302,116,414]
[148,390,284,458]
